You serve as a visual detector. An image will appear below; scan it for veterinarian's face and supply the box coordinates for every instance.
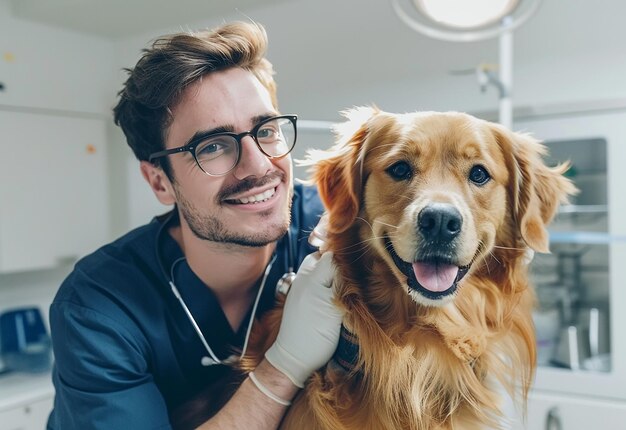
[364,113,509,305]
[164,68,293,246]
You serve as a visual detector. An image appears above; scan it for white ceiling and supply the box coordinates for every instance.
[5,0,626,120]
[8,0,291,38]
[9,0,624,78]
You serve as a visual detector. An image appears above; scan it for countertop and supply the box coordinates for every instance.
[0,370,54,410]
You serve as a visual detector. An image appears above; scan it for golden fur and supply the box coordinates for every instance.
[242,107,577,429]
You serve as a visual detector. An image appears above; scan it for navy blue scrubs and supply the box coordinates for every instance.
[47,184,323,429]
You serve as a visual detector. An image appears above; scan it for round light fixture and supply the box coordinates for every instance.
[413,0,520,29]
[392,0,543,42]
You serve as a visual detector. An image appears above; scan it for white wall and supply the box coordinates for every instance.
[158,0,626,121]
[3,0,625,237]
[0,4,116,318]
[104,0,626,234]
[3,0,626,316]
[0,2,115,114]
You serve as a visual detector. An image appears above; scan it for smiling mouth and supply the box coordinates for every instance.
[384,237,470,300]
[225,186,277,204]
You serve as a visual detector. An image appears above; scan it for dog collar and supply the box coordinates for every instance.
[332,324,360,373]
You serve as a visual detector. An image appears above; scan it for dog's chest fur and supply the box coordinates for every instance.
[286,244,506,430]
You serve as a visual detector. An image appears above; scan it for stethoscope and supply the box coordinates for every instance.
[157,212,297,367]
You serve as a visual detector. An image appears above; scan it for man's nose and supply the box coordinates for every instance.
[232,135,272,180]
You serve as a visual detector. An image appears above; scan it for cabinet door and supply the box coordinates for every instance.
[515,111,626,401]
[512,391,626,430]
[0,110,108,272]
[0,395,54,430]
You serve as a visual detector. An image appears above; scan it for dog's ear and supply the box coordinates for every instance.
[491,124,578,253]
[302,106,379,233]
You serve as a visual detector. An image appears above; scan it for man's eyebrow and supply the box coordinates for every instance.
[185,125,234,146]
[184,112,279,146]
[251,112,279,125]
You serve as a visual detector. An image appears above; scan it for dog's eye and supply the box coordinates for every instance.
[387,161,412,181]
[469,165,491,185]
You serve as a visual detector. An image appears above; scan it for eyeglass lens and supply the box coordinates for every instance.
[194,117,296,176]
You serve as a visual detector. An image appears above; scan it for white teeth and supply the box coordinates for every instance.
[236,187,276,204]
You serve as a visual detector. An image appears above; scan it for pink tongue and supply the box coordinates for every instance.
[412,262,459,292]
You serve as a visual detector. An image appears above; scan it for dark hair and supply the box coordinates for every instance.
[113,21,277,178]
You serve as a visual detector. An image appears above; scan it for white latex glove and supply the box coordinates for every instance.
[308,213,329,252]
[523,248,535,265]
[265,251,343,388]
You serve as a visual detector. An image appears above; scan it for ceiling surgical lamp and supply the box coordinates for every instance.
[391,0,544,129]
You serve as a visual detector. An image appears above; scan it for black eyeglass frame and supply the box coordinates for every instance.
[148,114,298,177]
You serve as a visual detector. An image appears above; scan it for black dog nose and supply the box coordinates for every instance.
[418,203,463,242]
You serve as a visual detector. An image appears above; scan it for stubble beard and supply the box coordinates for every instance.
[174,179,292,248]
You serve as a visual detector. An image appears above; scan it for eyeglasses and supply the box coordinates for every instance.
[149,115,298,176]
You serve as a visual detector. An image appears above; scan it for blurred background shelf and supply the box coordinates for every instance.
[559,205,608,214]
[548,231,626,245]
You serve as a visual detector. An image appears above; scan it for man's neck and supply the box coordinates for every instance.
[168,222,276,330]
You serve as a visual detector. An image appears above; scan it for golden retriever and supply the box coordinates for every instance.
[241,107,577,430]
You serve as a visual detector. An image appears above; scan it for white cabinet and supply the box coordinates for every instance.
[0,395,54,430]
[513,109,626,425]
[0,372,54,430]
[0,110,109,273]
[0,15,115,115]
[513,391,626,430]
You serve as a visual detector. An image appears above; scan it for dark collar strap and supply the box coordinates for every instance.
[332,324,360,373]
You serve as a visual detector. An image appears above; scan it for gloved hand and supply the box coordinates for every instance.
[265,251,344,388]
[308,213,329,252]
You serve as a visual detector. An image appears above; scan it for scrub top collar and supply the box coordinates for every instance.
[154,207,284,361]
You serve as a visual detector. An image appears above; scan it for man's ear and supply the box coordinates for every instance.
[140,161,176,206]
[492,125,578,253]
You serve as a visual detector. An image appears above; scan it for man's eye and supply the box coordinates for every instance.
[200,143,219,154]
[469,165,491,185]
[196,137,234,160]
[198,142,227,155]
[257,127,278,140]
[386,161,412,181]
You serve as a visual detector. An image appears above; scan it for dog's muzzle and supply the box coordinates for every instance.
[385,238,469,300]
[385,203,471,300]
[418,203,463,245]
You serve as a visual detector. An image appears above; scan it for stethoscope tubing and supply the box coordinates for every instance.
[168,254,278,366]
[158,215,296,367]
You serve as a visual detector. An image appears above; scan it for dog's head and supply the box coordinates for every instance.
[305,107,576,307]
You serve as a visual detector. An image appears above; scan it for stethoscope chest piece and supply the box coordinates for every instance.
[201,356,219,367]
[201,354,238,367]
[275,271,296,297]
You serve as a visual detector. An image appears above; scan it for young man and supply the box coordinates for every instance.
[47,22,343,429]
